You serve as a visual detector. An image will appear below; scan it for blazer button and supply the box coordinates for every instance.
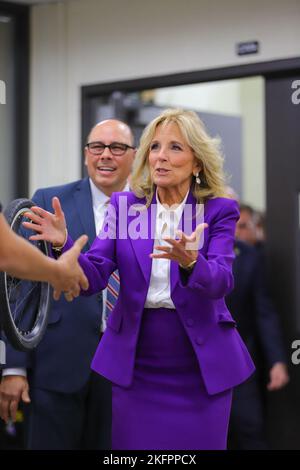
[195,336,204,346]
[186,318,194,327]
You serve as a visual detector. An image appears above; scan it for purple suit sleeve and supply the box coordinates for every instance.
[58,194,118,296]
[179,199,239,299]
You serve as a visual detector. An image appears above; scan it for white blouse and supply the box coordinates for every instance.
[144,190,189,309]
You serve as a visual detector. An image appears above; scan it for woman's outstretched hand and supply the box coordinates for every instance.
[150,223,208,268]
[23,197,67,247]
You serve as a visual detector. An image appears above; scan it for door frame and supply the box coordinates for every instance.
[0,1,29,198]
[82,56,300,151]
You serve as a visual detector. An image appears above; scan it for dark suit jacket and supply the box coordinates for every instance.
[226,240,286,369]
[5,178,103,393]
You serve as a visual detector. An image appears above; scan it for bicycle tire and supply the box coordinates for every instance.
[0,198,51,351]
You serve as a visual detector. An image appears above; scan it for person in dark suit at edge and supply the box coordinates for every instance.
[0,120,136,449]
[227,204,289,449]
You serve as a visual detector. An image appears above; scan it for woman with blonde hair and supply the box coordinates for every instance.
[24,108,255,450]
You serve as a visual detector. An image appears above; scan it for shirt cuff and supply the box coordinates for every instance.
[2,368,27,377]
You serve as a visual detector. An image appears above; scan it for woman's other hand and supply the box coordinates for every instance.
[150,223,208,268]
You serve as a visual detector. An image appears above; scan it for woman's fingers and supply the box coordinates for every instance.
[185,223,208,250]
[162,238,179,247]
[30,206,52,219]
[150,253,172,260]
[150,225,208,263]
[150,243,177,260]
[22,221,43,233]
[176,223,208,243]
[195,222,208,235]
[52,197,64,218]
[23,211,44,224]
[175,223,208,251]
[153,245,173,252]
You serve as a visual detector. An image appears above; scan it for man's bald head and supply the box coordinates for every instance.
[87,119,134,147]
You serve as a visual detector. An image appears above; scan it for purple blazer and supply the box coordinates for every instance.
[64,189,255,395]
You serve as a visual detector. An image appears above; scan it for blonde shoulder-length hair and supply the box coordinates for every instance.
[130,108,231,206]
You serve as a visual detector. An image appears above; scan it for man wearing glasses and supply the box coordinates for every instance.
[0,120,136,449]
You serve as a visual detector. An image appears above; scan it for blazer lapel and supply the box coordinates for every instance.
[129,193,156,284]
[73,178,96,248]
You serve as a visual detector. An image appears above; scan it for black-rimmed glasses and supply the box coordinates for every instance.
[86,141,135,156]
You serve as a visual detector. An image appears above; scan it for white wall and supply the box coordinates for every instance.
[154,81,242,116]
[29,0,300,197]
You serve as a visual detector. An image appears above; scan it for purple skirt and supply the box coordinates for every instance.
[112,307,232,450]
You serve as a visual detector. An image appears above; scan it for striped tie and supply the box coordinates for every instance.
[100,199,120,331]
[104,270,120,323]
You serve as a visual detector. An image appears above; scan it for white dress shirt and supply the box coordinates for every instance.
[145,189,189,309]
[90,178,129,332]
[3,179,129,377]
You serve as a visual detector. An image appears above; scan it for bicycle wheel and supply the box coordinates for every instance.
[0,198,51,351]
